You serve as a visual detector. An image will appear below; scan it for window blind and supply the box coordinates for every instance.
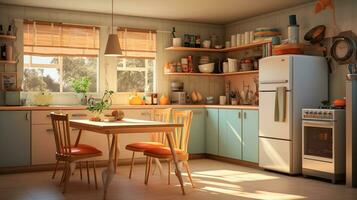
[23,20,99,57]
[117,28,156,59]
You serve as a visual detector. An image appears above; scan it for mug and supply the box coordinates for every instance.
[219,96,227,105]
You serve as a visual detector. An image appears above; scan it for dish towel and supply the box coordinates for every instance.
[274,86,286,122]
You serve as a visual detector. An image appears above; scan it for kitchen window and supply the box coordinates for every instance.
[22,20,99,92]
[116,28,156,92]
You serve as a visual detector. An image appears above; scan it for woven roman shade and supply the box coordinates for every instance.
[117,28,156,59]
[23,20,99,57]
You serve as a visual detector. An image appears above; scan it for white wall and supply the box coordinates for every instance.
[0,4,225,105]
[225,0,357,101]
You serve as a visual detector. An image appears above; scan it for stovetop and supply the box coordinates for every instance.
[302,108,345,121]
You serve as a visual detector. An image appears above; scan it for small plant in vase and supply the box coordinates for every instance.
[71,77,91,105]
[230,90,238,105]
[87,90,114,121]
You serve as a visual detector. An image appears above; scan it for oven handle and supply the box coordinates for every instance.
[303,121,334,128]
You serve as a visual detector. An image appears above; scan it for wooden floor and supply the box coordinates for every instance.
[0,159,356,200]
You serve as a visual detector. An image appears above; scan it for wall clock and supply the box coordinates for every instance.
[331,31,357,64]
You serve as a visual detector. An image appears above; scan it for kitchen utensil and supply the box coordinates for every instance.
[304,25,326,44]
[198,63,215,73]
[219,96,226,105]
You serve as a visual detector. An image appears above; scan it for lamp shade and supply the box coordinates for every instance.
[104,34,122,56]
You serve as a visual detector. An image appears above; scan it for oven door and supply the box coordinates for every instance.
[302,120,334,163]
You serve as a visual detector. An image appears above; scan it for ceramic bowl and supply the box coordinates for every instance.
[199,63,215,73]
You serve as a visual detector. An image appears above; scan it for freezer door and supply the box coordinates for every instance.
[259,55,293,91]
[259,91,292,140]
[259,137,291,173]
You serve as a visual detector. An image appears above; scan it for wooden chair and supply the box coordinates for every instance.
[50,113,103,193]
[144,110,194,187]
[125,108,172,179]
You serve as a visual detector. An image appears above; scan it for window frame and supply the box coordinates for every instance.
[23,54,99,93]
[116,27,157,93]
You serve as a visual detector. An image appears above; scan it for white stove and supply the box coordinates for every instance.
[302,108,346,183]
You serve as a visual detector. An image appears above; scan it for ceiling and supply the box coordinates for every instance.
[0,0,314,24]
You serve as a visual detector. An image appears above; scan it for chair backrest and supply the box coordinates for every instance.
[150,108,172,144]
[172,110,193,152]
[50,112,72,157]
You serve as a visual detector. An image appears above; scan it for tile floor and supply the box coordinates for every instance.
[0,159,356,200]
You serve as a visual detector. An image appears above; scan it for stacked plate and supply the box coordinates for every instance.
[253,27,280,43]
[199,56,210,65]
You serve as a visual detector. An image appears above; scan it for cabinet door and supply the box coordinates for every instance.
[187,109,206,154]
[219,109,242,160]
[206,109,219,155]
[0,111,31,167]
[242,110,259,163]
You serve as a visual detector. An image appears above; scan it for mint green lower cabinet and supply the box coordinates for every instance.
[218,109,242,160]
[242,110,259,163]
[187,109,206,154]
[206,109,219,155]
[0,111,31,167]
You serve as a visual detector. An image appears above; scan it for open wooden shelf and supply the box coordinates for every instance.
[0,60,17,64]
[164,70,258,76]
[165,41,270,53]
[0,35,16,41]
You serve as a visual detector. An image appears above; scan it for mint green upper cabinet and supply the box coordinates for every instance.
[187,109,206,154]
[242,110,259,163]
[219,109,242,160]
[0,111,31,167]
[206,108,219,155]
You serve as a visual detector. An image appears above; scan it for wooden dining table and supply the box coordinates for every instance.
[69,118,184,199]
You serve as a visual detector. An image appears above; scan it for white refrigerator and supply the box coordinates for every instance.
[259,55,328,174]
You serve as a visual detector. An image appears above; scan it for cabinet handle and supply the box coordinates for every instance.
[72,113,87,117]
[46,129,54,133]
[244,112,247,119]
[25,113,30,121]
[238,112,241,119]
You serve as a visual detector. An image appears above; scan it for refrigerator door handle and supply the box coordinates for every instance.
[260,80,288,84]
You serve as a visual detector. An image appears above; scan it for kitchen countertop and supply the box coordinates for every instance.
[0,104,258,111]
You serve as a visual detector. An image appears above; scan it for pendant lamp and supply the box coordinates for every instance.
[105,0,122,56]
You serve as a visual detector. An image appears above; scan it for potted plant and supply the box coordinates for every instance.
[87,90,114,121]
[71,77,91,105]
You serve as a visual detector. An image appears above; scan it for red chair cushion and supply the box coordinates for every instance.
[125,142,164,152]
[62,144,102,156]
[144,147,185,156]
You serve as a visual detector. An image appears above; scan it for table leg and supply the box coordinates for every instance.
[165,132,185,195]
[114,136,120,173]
[102,134,117,200]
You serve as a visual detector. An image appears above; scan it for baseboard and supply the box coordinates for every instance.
[205,154,260,169]
[0,154,259,174]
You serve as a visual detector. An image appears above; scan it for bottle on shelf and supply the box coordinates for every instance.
[195,35,201,48]
[7,25,12,35]
[0,25,4,35]
[1,45,7,60]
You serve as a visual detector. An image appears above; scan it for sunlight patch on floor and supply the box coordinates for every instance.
[202,186,306,200]
[191,169,279,183]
